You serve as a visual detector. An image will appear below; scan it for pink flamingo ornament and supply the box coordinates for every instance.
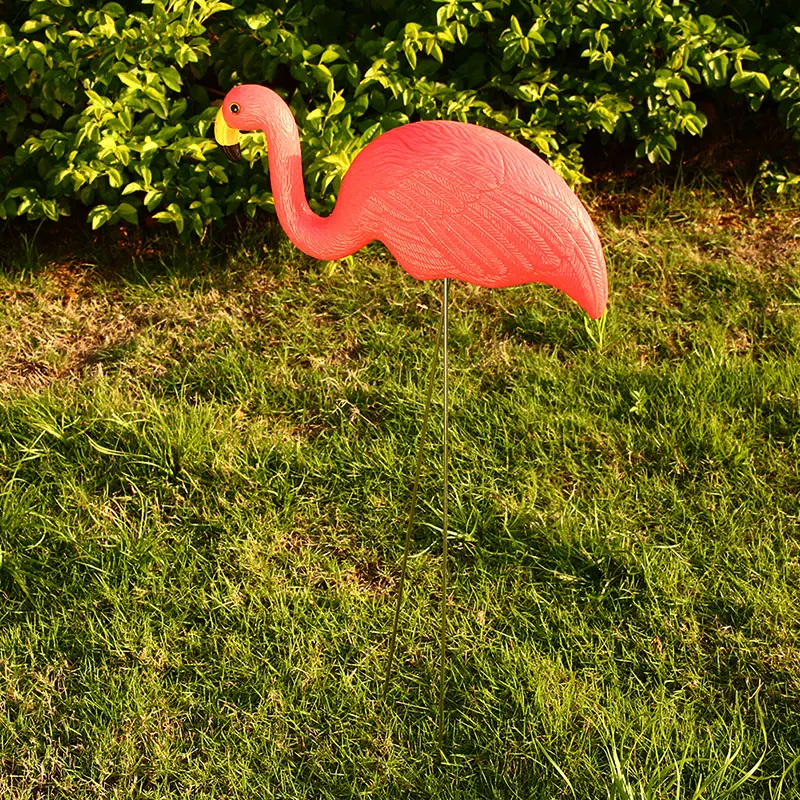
[214,85,606,317]
[214,84,608,746]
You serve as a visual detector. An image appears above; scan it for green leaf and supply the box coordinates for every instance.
[160,66,182,92]
[730,71,752,91]
[46,200,61,221]
[403,42,417,70]
[404,22,421,41]
[704,52,729,86]
[20,19,48,33]
[309,63,332,84]
[102,3,126,18]
[245,11,273,30]
[206,2,234,14]
[107,167,124,188]
[329,94,346,116]
[89,205,113,230]
[698,15,716,34]
[682,115,704,136]
[320,48,341,65]
[144,190,164,211]
[114,202,137,224]
[352,93,369,116]
[786,101,800,130]
[751,72,770,92]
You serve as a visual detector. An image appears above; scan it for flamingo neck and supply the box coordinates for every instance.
[255,88,363,261]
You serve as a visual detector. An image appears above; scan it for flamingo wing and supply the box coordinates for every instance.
[346,121,607,318]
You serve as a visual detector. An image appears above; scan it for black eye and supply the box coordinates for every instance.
[230,103,240,114]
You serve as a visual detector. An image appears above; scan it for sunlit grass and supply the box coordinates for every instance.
[0,184,798,797]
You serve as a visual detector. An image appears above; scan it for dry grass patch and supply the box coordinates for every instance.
[0,263,140,394]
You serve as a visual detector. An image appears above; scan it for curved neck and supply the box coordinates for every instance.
[254,87,364,260]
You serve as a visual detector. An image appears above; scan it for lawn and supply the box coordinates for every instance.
[0,183,798,798]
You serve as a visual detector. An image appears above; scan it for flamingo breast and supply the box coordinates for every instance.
[337,120,608,319]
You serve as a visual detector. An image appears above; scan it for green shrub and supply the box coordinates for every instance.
[2,0,799,234]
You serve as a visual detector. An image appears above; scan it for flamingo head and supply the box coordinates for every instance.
[214,86,263,162]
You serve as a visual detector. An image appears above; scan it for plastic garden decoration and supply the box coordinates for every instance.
[214,84,608,747]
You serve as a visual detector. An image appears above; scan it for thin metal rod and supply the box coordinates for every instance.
[437,277,450,750]
[383,303,444,699]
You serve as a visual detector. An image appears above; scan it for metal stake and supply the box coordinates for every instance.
[382,279,451,752]
[383,306,444,698]
[437,277,449,749]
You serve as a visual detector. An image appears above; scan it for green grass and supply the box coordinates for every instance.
[0,184,799,798]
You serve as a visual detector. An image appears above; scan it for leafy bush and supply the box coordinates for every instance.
[2,0,799,234]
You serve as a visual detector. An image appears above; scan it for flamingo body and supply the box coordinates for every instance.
[216,85,608,319]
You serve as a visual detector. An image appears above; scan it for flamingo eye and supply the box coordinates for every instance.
[230,102,240,114]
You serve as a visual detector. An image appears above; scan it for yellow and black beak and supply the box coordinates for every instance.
[214,107,241,162]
